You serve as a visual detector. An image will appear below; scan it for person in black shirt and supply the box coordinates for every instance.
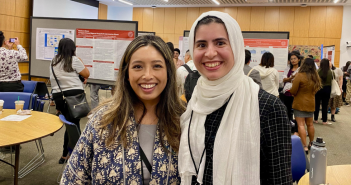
[178,11,292,185]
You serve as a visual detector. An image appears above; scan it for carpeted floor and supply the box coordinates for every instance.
[0,86,351,185]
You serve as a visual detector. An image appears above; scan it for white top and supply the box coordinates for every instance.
[176,60,197,96]
[0,45,28,81]
[333,68,343,83]
[253,65,279,96]
[50,56,85,93]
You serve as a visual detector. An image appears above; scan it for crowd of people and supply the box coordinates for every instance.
[1,10,350,184]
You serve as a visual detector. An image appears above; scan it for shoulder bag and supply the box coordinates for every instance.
[51,64,91,119]
[330,70,341,98]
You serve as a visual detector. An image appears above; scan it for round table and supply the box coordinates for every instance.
[0,109,63,185]
[298,165,351,185]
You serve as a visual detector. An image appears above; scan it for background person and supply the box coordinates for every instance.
[244,49,262,87]
[61,35,185,184]
[282,50,302,121]
[179,12,292,185]
[290,58,322,153]
[49,38,90,164]
[173,48,184,69]
[328,64,343,122]
[176,49,197,96]
[253,52,279,96]
[0,31,28,92]
[342,61,350,104]
[314,58,333,125]
[343,61,351,106]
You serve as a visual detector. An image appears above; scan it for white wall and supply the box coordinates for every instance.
[340,6,351,68]
[33,0,98,19]
[107,6,133,21]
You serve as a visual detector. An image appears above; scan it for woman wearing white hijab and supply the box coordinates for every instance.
[178,11,292,185]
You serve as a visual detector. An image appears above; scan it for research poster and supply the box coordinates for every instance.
[75,28,134,81]
[244,39,289,83]
[36,28,75,60]
[322,45,335,65]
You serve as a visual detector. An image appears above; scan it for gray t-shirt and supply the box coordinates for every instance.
[50,56,85,93]
[139,124,157,185]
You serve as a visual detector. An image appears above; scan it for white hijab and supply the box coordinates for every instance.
[178,11,260,185]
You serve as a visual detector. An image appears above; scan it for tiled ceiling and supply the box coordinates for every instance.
[98,0,349,7]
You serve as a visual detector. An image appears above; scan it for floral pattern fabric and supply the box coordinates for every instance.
[0,45,28,81]
[60,108,180,185]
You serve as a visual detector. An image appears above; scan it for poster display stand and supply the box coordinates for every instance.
[30,17,138,85]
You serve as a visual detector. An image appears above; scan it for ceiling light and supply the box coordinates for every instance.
[212,0,220,5]
[164,0,168,2]
[334,0,338,3]
[118,0,133,5]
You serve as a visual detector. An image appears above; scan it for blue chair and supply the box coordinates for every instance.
[291,135,307,182]
[0,92,33,109]
[22,80,38,94]
[57,114,81,183]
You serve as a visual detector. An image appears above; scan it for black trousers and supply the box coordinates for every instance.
[283,95,294,121]
[0,81,24,92]
[53,89,83,157]
[314,86,331,122]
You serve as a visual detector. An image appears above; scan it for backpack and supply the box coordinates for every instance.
[182,64,201,102]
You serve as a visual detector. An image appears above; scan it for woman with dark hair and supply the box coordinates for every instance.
[0,31,28,92]
[253,52,279,96]
[179,12,291,185]
[290,58,322,153]
[49,38,90,164]
[342,61,351,104]
[282,50,302,121]
[314,58,334,125]
[328,64,343,121]
[173,48,184,69]
[61,35,185,184]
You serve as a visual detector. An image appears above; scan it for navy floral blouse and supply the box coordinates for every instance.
[0,45,28,81]
[60,108,180,185]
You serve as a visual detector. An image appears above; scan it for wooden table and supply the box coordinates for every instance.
[298,165,351,185]
[0,109,63,185]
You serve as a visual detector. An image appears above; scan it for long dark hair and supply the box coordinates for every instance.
[319,58,331,82]
[0,31,4,47]
[343,61,351,72]
[52,38,76,72]
[260,52,274,68]
[298,58,322,93]
[96,35,185,152]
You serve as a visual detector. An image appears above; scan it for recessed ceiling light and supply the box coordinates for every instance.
[164,0,168,2]
[212,0,220,5]
[334,0,338,3]
[118,0,133,5]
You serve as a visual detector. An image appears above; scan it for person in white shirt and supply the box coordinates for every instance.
[176,50,197,96]
[253,52,279,96]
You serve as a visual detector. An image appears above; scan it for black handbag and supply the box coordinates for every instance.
[51,64,90,119]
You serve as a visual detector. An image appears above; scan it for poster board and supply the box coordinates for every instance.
[322,45,335,64]
[289,45,321,61]
[30,17,138,85]
[138,31,155,36]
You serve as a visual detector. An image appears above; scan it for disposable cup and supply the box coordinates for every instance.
[15,100,25,112]
[0,100,3,111]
